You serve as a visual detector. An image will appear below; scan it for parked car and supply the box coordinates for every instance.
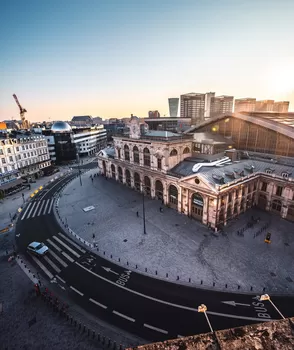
[27,242,49,256]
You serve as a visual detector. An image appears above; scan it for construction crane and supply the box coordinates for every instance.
[12,94,29,129]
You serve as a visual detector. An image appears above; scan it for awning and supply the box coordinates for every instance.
[0,178,24,191]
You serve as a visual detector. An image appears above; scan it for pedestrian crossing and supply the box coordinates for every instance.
[28,232,86,280]
[20,198,55,220]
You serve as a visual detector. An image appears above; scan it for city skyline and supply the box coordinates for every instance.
[1,0,294,122]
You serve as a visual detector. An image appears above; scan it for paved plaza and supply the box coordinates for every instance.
[58,169,294,294]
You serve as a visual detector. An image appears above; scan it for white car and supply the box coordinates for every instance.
[27,242,49,256]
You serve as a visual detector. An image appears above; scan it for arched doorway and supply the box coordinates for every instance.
[286,205,294,222]
[226,204,232,220]
[134,172,140,191]
[143,148,150,167]
[258,194,267,210]
[271,199,282,214]
[170,149,178,157]
[168,185,178,210]
[183,147,190,154]
[102,160,106,176]
[144,176,151,196]
[124,145,130,161]
[111,164,116,179]
[219,208,225,225]
[118,166,123,183]
[133,146,139,164]
[191,193,204,221]
[125,169,131,187]
[155,180,163,200]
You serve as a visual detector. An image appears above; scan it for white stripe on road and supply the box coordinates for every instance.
[76,262,274,323]
[43,198,50,215]
[46,239,62,252]
[52,236,80,258]
[37,200,46,217]
[177,335,184,338]
[30,255,54,279]
[43,255,61,273]
[56,275,66,283]
[48,250,68,268]
[144,323,168,334]
[113,310,135,322]
[47,198,54,214]
[57,232,86,253]
[31,201,40,218]
[61,251,75,263]
[70,286,84,296]
[89,298,107,309]
[23,203,36,220]
[21,203,32,220]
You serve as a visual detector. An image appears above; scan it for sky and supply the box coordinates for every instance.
[1,0,294,122]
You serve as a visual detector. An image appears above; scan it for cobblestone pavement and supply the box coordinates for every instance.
[58,169,294,294]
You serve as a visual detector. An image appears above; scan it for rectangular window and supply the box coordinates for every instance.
[7,148,11,153]
[261,182,267,192]
[9,156,13,162]
[4,166,7,172]
[2,158,6,164]
[157,158,162,170]
[276,186,283,196]
[16,146,19,152]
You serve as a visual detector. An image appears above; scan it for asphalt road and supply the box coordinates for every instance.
[15,173,294,342]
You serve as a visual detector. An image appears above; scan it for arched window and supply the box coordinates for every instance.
[117,148,121,159]
[143,148,150,166]
[144,176,151,195]
[168,185,178,209]
[125,169,131,186]
[133,146,139,164]
[111,164,116,179]
[272,199,282,212]
[155,180,163,200]
[183,147,190,154]
[124,145,130,161]
[134,172,140,191]
[118,166,123,183]
[170,149,178,157]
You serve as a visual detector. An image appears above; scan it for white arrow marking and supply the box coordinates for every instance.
[102,266,119,275]
[222,301,251,307]
[58,284,65,290]
[50,278,57,284]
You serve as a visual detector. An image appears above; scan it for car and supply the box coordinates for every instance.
[27,242,49,256]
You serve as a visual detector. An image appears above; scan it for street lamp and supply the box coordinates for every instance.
[141,184,147,235]
[76,153,82,186]
[198,304,213,332]
[259,294,285,319]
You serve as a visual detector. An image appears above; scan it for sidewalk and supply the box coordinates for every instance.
[57,169,294,294]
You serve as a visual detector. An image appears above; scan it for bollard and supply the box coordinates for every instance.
[189,278,191,283]
[177,276,179,280]
[21,260,23,263]
[108,338,111,347]
[103,251,105,255]
[92,330,95,339]
[155,270,157,275]
[127,261,129,266]
[225,284,227,288]
[166,273,168,278]
[74,320,77,327]
[250,286,253,291]
[238,285,240,290]
[102,336,105,344]
[98,333,101,341]
[145,267,147,272]
[263,287,266,292]
[118,258,120,262]
[201,280,203,285]
[135,264,137,269]
[213,282,215,287]
[111,254,112,259]
[33,274,35,278]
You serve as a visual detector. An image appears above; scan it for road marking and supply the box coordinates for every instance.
[31,201,41,218]
[37,200,46,216]
[57,232,86,253]
[113,310,135,322]
[89,298,107,309]
[48,250,68,268]
[56,275,66,283]
[53,236,80,258]
[222,301,251,307]
[43,256,61,273]
[46,239,62,252]
[47,198,54,214]
[31,255,54,279]
[70,286,84,296]
[144,323,168,334]
[102,266,119,275]
[24,203,36,220]
[43,198,50,215]
[20,203,32,220]
[61,251,75,263]
[75,262,275,323]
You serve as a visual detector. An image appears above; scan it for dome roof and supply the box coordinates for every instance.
[51,121,72,133]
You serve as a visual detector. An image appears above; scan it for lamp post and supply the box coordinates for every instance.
[76,153,82,186]
[259,294,285,319]
[142,184,147,235]
[198,304,213,332]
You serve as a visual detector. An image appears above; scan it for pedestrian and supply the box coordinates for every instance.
[92,233,95,240]
[136,211,139,217]
[159,207,163,213]
[91,177,93,183]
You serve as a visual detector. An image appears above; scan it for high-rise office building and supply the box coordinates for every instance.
[180,93,206,125]
[210,95,234,118]
[148,110,160,118]
[273,101,289,113]
[204,92,215,119]
[168,98,179,117]
[234,98,256,113]
[255,100,275,112]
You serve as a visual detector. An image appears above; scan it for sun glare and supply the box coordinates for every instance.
[268,63,294,96]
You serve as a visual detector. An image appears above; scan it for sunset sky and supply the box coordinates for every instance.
[1,0,294,122]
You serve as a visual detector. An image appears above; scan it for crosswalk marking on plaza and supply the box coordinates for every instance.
[30,255,54,279]
[57,232,86,253]
[48,250,68,268]
[46,238,62,252]
[43,255,61,273]
[52,236,81,258]
[61,251,75,263]
[20,198,55,220]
